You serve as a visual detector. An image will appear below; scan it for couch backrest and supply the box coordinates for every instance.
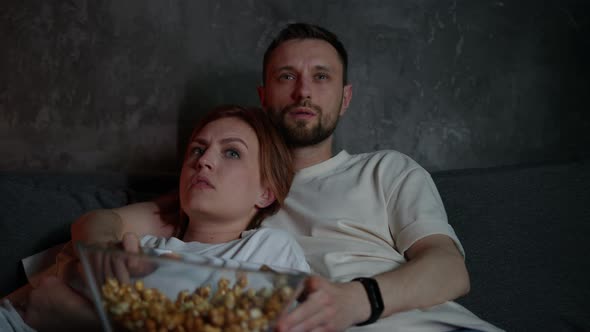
[432,160,590,331]
[0,172,177,297]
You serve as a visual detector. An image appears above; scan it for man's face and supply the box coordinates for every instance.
[258,39,352,147]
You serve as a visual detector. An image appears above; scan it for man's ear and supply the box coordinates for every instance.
[257,86,266,107]
[340,84,353,116]
[255,188,275,209]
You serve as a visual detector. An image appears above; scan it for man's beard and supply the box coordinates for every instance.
[269,100,341,148]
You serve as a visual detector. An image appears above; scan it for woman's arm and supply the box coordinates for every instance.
[22,202,177,330]
[23,276,100,331]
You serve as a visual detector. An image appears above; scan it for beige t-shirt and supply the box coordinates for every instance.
[262,150,503,332]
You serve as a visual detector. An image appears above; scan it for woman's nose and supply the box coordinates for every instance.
[197,150,215,170]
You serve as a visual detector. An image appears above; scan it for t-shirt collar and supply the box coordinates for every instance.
[295,150,351,180]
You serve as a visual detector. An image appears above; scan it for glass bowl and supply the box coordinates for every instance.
[77,243,307,332]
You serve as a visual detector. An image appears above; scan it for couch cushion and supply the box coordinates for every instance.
[432,160,590,331]
[0,172,177,297]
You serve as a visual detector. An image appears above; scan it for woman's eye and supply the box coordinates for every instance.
[191,147,205,156]
[225,149,240,159]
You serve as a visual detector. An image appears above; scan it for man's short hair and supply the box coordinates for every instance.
[262,23,348,85]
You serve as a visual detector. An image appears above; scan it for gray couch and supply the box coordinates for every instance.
[1,159,589,331]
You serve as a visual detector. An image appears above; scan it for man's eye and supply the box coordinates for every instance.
[315,73,328,80]
[279,73,295,80]
[225,149,240,159]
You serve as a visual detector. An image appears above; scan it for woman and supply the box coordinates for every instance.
[69,104,308,270]
[9,105,309,331]
[120,104,308,270]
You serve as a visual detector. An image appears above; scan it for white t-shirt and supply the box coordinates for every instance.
[134,229,310,300]
[141,228,310,274]
[41,228,308,304]
[262,150,503,332]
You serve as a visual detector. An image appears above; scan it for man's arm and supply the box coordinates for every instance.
[374,234,469,317]
[71,201,175,247]
[277,234,469,331]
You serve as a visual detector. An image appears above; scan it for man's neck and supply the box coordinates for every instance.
[291,136,334,171]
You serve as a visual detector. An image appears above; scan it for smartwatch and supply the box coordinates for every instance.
[352,277,384,326]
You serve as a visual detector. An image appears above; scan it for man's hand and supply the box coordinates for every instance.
[23,276,100,331]
[276,275,370,332]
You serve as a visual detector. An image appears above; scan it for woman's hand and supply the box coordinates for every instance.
[83,232,155,286]
[275,275,370,332]
[23,275,100,331]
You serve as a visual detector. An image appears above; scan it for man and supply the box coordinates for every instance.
[253,23,500,332]
[30,23,501,331]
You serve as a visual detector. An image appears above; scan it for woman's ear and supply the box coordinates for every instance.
[255,188,276,209]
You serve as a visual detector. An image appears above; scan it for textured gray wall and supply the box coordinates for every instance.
[1,0,589,173]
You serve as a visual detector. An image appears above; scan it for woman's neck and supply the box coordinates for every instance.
[182,217,248,244]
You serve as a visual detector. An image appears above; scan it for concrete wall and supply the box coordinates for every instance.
[1,0,588,173]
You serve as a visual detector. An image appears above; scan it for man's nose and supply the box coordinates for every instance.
[292,77,311,101]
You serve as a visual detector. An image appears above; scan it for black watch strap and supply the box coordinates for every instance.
[352,277,384,326]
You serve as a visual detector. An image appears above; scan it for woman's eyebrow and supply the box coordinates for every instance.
[220,137,249,150]
[191,138,208,145]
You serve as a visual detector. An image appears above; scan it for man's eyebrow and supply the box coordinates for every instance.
[273,65,296,73]
[314,65,332,72]
[273,65,332,72]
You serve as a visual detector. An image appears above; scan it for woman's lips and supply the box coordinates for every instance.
[192,175,214,189]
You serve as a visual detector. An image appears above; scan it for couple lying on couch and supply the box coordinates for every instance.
[6,23,502,332]
[7,104,499,332]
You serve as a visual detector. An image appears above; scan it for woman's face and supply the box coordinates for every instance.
[179,117,271,226]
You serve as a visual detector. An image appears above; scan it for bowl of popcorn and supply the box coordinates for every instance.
[77,244,307,332]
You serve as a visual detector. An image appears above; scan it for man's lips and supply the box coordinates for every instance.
[287,107,317,119]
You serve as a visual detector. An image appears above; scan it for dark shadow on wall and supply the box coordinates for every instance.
[545,1,590,164]
[175,68,261,171]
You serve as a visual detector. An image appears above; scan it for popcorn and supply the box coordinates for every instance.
[101,277,295,332]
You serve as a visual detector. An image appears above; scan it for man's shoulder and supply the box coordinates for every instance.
[350,149,411,160]
[344,149,422,171]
